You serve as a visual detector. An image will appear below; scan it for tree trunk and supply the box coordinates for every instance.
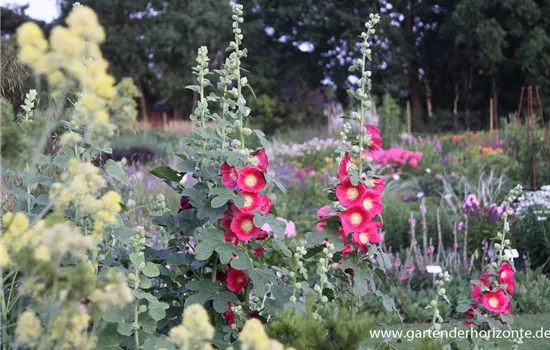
[138,83,148,122]
[491,76,499,129]
[424,77,433,118]
[404,0,424,130]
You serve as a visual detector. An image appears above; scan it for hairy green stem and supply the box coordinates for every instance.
[357,47,368,176]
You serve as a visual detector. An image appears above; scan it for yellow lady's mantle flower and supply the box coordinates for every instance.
[0,240,10,267]
[240,318,270,350]
[15,310,42,347]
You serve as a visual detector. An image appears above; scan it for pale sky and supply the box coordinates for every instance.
[1,0,59,22]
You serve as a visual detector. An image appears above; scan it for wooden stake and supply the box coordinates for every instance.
[489,98,493,131]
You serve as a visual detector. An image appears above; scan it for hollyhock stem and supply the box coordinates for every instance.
[211,252,218,283]
[357,46,367,176]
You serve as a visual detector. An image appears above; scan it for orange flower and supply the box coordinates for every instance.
[452,134,459,142]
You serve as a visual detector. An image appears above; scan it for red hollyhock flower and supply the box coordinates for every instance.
[259,195,273,215]
[178,196,192,213]
[256,230,269,240]
[237,166,266,193]
[223,303,236,326]
[364,125,382,151]
[339,227,348,244]
[471,271,494,303]
[238,192,262,213]
[352,221,382,252]
[230,212,261,241]
[338,152,352,181]
[226,268,248,293]
[224,229,239,246]
[364,176,385,193]
[254,247,264,257]
[340,206,372,233]
[341,245,354,258]
[361,190,383,217]
[254,148,269,172]
[482,289,510,314]
[498,262,515,294]
[336,178,367,207]
[316,205,334,231]
[248,310,260,318]
[464,308,475,326]
[216,271,227,283]
[221,210,233,229]
[221,163,238,189]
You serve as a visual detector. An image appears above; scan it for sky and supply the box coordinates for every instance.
[1,0,59,22]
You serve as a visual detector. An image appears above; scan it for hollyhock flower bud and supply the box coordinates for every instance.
[363,125,382,151]
[224,229,240,246]
[220,163,238,189]
[254,247,264,257]
[226,268,248,293]
[336,178,367,207]
[223,303,236,326]
[253,148,269,172]
[237,166,266,193]
[230,212,261,241]
[258,195,273,215]
[337,152,351,181]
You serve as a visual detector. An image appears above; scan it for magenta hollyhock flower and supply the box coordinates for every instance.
[336,178,367,207]
[472,271,494,303]
[223,303,236,326]
[338,152,351,181]
[482,290,510,314]
[352,221,382,252]
[224,229,239,246]
[230,212,261,241]
[238,192,262,213]
[220,163,238,189]
[254,247,264,257]
[364,176,385,193]
[340,206,372,233]
[364,125,382,151]
[341,245,354,257]
[226,268,248,293]
[339,227,348,244]
[316,205,334,232]
[498,262,516,295]
[258,195,273,215]
[237,166,266,193]
[178,196,192,213]
[361,189,383,217]
[254,148,268,172]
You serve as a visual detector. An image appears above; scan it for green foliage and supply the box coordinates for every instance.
[378,93,403,148]
[0,98,26,168]
[267,301,372,350]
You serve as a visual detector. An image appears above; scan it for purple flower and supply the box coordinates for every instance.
[462,194,480,214]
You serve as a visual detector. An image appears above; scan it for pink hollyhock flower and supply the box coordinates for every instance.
[259,195,273,215]
[364,176,385,193]
[254,247,264,257]
[482,290,510,314]
[237,166,266,193]
[224,229,239,246]
[341,245,354,258]
[409,158,418,168]
[427,245,435,254]
[336,178,367,207]
[278,218,296,238]
[498,262,516,295]
[230,212,261,241]
[361,189,383,217]
[394,258,401,268]
[338,152,351,181]
[339,227,348,244]
[254,148,268,172]
[472,272,494,303]
[352,221,382,251]
[238,192,262,213]
[316,205,334,231]
[226,268,248,293]
[223,303,236,326]
[364,125,382,151]
[340,206,372,233]
[221,163,238,189]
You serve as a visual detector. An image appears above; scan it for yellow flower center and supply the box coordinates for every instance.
[244,174,257,187]
[347,188,359,201]
[359,232,368,244]
[241,220,253,233]
[350,213,362,226]
[363,198,373,210]
[488,297,499,308]
[500,271,508,279]
[244,195,253,208]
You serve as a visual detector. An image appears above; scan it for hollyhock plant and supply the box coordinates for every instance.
[237,166,266,193]
[226,268,248,293]
[336,178,367,207]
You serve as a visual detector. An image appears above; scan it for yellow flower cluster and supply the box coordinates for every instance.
[90,271,134,311]
[15,310,42,347]
[16,6,116,141]
[39,223,93,261]
[168,304,215,350]
[240,319,290,350]
[50,158,122,240]
[49,305,95,350]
